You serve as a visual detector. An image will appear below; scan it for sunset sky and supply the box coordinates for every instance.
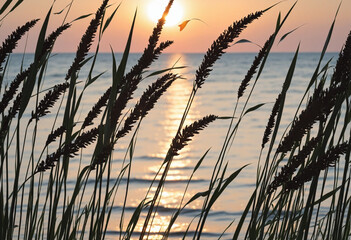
[1,0,351,53]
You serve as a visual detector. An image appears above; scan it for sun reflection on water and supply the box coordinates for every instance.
[144,54,202,185]
[131,214,189,240]
[136,54,202,238]
[156,54,200,158]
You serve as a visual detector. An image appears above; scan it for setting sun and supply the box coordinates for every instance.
[147,0,184,27]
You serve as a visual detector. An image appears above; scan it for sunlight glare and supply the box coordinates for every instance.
[147,0,184,27]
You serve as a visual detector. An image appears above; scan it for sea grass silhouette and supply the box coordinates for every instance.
[0,93,22,139]
[40,23,71,58]
[91,142,114,168]
[261,93,282,149]
[95,2,175,172]
[40,0,110,173]
[91,74,178,168]
[170,115,218,156]
[65,127,100,157]
[277,78,344,154]
[140,114,218,239]
[267,136,321,193]
[126,0,174,78]
[37,149,61,172]
[153,40,174,56]
[116,73,178,139]
[46,125,67,146]
[238,34,274,99]
[30,82,70,122]
[140,10,265,237]
[284,142,349,192]
[37,127,100,172]
[109,0,174,128]
[111,29,172,126]
[277,30,351,154]
[195,11,264,89]
[0,19,39,71]
[0,24,71,115]
[65,0,109,80]
[331,30,351,87]
[0,69,30,114]
[82,87,111,129]
[2,1,351,238]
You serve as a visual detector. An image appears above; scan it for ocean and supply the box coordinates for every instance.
[3,52,339,239]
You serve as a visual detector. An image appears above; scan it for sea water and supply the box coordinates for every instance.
[3,52,339,239]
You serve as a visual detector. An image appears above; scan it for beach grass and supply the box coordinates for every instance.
[0,0,351,239]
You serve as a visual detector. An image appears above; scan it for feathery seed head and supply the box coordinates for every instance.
[262,93,282,149]
[283,142,349,192]
[195,11,264,89]
[238,34,274,99]
[65,0,109,80]
[170,115,217,156]
[82,87,111,129]
[30,82,69,122]
[0,19,39,71]
[267,136,321,194]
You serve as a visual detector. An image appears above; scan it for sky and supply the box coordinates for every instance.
[0,0,351,53]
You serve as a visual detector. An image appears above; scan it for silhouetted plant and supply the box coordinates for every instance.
[30,82,69,122]
[0,19,39,71]
[262,93,282,149]
[45,125,66,146]
[267,136,321,193]
[284,142,349,191]
[238,34,275,99]
[195,11,264,89]
[65,0,109,80]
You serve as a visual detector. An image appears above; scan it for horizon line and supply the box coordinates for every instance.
[11,51,341,54]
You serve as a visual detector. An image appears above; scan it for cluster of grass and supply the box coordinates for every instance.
[0,0,351,239]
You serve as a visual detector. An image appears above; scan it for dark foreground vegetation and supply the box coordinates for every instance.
[0,0,351,239]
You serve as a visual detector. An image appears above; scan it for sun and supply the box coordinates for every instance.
[147,0,184,27]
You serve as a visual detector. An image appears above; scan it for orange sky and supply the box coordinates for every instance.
[1,0,351,53]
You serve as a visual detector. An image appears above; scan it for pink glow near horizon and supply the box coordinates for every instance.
[0,0,350,53]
